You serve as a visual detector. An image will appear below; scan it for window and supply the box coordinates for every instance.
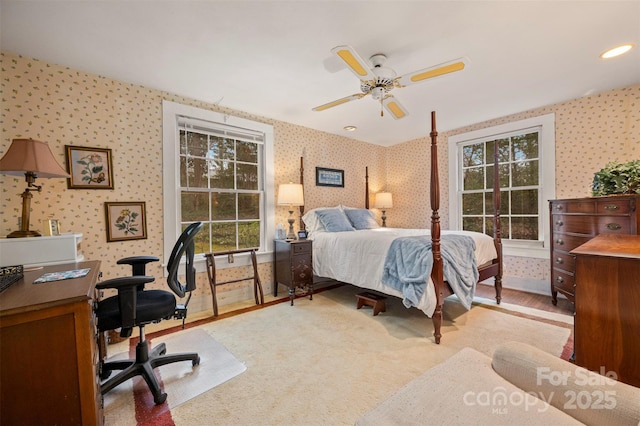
[449,114,555,258]
[163,101,274,269]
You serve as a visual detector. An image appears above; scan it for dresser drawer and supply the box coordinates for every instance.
[552,201,595,214]
[552,215,594,235]
[596,199,633,214]
[552,252,575,271]
[596,216,631,234]
[552,233,591,252]
[552,269,575,296]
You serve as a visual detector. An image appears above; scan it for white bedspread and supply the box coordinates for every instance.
[311,228,497,317]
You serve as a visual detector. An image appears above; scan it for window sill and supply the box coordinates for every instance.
[502,244,549,259]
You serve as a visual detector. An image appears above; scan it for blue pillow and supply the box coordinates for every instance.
[344,208,379,230]
[316,209,355,232]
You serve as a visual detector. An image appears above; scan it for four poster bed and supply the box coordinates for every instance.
[298,111,503,344]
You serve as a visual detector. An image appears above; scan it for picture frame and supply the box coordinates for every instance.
[316,167,344,188]
[65,145,114,189]
[104,201,147,242]
[43,219,61,236]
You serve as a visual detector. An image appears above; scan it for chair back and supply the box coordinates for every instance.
[167,222,203,298]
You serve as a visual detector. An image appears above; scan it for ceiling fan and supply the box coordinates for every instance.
[313,45,467,119]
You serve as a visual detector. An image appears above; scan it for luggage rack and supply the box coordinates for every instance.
[204,248,264,317]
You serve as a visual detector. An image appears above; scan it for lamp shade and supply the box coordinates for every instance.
[374,192,393,209]
[277,183,304,206]
[0,139,70,178]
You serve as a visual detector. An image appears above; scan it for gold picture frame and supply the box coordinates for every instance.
[65,145,114,189]
[104,201,147,242]
[43,219,61,236]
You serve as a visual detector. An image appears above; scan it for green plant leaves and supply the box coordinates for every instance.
[591,160,640,196]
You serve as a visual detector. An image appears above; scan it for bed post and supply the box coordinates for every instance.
[429,111,444,344]
[492,142,503,303]
[299,156,305,230]
[365,166,370,209]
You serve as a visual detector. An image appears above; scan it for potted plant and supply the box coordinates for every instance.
[591,160,640,196]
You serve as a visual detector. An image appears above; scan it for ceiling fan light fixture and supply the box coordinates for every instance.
[411,61,465,83]
[600,44,634,59]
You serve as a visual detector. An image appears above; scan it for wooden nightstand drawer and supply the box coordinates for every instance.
[274,239,313,305]
[292,241,311,254]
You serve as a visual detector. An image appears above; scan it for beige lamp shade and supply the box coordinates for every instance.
[374,192,393,209]
[0,139,70,178]
[277,183,304,206]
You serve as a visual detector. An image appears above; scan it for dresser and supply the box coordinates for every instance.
[274,239,313,305]
[0,261,103,425]
[549,195,639,305]
[572,234,640,388]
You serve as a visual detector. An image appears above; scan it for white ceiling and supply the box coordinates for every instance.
[1,1,639,147]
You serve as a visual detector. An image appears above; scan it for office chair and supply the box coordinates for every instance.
[96,222,203,405]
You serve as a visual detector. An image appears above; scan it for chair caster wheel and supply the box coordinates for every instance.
[154,392,167,405]
[193,356,200,366]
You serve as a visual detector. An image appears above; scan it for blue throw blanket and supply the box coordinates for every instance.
[381,234,479,311]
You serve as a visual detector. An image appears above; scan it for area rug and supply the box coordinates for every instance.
[103,328,246,426]
[129,284,571,426]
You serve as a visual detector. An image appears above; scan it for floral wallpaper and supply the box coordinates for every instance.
[2,49,638,310]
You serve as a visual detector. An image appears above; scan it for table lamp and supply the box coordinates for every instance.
[277,183,304,240]
[0,138,71,238]
[374,192,393,227]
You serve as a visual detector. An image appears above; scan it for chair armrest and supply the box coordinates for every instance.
[96,276,155,290]
[118,256,160,276]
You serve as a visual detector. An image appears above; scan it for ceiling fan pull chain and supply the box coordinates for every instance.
[380,97,384,117]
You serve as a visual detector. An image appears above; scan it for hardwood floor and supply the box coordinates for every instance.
[475,282,574,315]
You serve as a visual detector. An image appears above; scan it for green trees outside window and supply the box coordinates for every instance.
[461,132,539,241]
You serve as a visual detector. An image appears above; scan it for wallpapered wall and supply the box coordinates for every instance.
[0,51,385,309]
[2,50,638,309]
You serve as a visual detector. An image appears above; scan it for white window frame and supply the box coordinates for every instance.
[448,113,555,259]
[162,100,275,272]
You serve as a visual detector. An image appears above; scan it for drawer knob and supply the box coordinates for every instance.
[555,257,563,264]
[556,239,564,245]
[556,276,564,284]
[555,205,563,210]
[555,220,563,226]
[606,223,622,231]
[604,204,619,211]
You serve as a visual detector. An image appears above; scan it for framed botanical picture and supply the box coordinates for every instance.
[104,201,147,242]
[65,145,114,189]
[316,167,344,187]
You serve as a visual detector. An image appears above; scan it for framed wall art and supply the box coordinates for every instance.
[65,145,114,189]
[104,201,147,242]
[316,167,344,188]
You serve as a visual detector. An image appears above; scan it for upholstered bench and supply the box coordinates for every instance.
[356,292,386,316]
[356,341,640,425]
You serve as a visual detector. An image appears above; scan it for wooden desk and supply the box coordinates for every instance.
[572,234,640,387]
[0,260,103,425]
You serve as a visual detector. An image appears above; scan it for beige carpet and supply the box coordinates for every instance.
[149,284,571,426]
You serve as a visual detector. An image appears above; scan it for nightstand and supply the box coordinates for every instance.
[274,239,313,305]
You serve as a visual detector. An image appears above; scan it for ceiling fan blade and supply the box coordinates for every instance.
[397,57,468,87]
[331,45,376,81]
[382,96,409,120]
[312,93,366,112]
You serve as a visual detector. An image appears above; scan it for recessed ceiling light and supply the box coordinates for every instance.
[600,44,634,59]
[343,125,357,132]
